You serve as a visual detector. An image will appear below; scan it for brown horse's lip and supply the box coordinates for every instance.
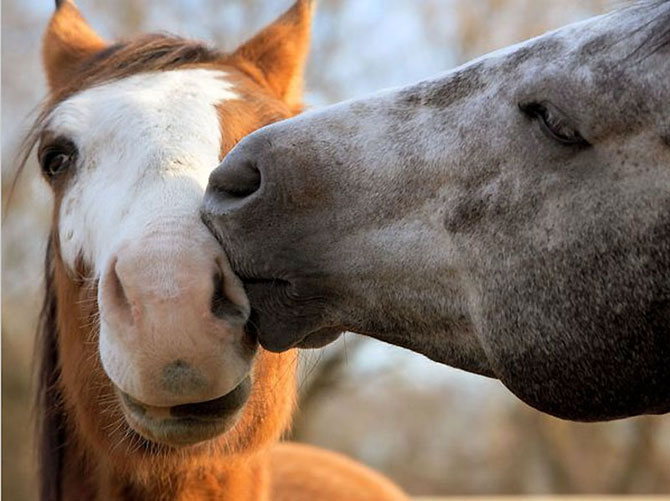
[117,376,251,447]
[121,376,251,420]
[171,376,251,419]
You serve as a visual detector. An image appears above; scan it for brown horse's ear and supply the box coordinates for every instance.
[43,0,106,91]
[231,0,314,113]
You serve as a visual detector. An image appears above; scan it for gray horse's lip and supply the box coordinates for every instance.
[246,307,341,352]
[244,307,298,352]
[296,328,343,349]
[239,275,339,352]
[241,276,291,288]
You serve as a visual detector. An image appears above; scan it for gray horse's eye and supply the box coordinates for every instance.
[519,101,590,147]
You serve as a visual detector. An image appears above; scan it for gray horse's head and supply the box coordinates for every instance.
[203,1,670,421]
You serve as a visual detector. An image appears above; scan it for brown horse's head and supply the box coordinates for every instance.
[33,0,312,492]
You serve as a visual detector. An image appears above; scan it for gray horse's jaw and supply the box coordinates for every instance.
[244,304,342,352]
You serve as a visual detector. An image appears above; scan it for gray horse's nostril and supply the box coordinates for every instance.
[208,155,261,202]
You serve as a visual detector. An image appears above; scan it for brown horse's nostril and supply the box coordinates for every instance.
[101,256,134,326]
[211,271,246,321]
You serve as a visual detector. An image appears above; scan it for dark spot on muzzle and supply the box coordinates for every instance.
[161,359,207,395]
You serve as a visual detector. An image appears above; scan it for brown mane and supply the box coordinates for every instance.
[53,34,223,102]
[36,237,65,501]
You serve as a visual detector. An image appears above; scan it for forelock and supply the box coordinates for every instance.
[14,35,224,192]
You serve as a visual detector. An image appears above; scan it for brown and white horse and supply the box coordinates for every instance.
[30,1,407,500]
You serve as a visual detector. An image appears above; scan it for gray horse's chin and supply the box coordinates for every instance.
[296,328,343,349]
[238,273,341,353]
[246,309,341,352]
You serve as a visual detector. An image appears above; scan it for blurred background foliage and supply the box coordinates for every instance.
[2,1,669,499]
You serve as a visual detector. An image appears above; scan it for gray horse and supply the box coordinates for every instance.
[203,0,670,421]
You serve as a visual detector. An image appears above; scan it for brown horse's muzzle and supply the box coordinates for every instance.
[97,230,256,445]
[118,376,252,447]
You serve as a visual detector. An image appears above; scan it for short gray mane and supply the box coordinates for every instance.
[632,0,670,58]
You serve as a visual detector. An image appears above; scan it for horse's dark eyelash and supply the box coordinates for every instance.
[38,137,78,178]
[518,101,556,124]
[518,101,590,147]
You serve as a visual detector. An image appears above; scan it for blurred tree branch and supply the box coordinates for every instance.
[291,335,367,441]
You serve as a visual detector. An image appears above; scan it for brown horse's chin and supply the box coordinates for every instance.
[115,376,252,448]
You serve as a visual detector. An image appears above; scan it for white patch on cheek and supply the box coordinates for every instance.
[48,69,237,274]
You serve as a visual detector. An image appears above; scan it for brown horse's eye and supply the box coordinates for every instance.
[38,139,77,178]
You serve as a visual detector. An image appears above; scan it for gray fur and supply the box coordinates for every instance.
[203,1,670,421]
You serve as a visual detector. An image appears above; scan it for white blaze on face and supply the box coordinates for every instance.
[49,68,236,274]
[46,68,253,406]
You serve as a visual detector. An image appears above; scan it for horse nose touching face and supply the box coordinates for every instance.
[206,144,264,213]
[97,227,256,443]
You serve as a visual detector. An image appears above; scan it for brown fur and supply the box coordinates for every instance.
[35,2,407,500]
[269,443,407,501]
[42,0,106,91]
[229,0,314,115]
